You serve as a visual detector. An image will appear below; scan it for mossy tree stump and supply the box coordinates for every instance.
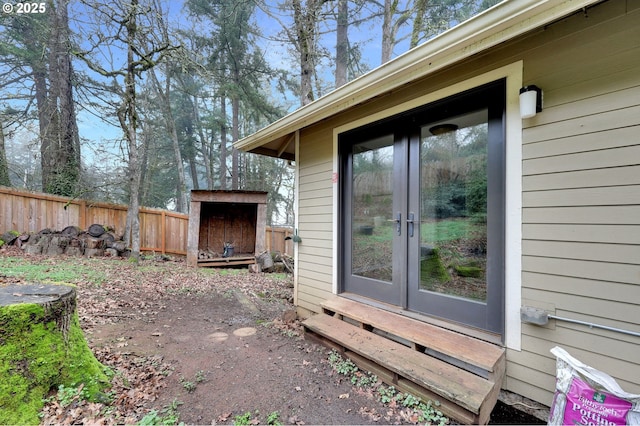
[0,284,111,425]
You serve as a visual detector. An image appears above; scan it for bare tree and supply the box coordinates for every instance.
[75,0,175,261]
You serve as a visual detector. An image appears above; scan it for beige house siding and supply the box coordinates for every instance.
[512,0,640,404]
[296,125,335,314]
[293,0,640,407]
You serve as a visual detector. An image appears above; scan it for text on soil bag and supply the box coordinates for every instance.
[564,377,631,425]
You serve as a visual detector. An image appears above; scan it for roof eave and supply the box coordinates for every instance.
[235,0,600,155]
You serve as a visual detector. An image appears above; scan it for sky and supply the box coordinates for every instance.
[3,0,480,183]
[70,0,394,149]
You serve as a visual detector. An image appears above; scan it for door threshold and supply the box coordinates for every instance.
[339,292,503,345]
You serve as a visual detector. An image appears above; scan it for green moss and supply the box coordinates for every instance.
[420,248,450,283]
[0,300,112,425]
[453,264,483,278]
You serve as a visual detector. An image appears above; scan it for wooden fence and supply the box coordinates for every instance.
[0,186,293,257]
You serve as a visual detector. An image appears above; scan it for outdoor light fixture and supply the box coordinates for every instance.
[519,85,543,119]
[429,123,459,135]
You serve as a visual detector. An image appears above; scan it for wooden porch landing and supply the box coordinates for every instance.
[302,296,505,425]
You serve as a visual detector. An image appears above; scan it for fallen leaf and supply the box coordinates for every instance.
[217,412,232,422]
[288,415,305,425]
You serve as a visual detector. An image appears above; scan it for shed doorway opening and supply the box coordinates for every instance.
[187,190,267,267]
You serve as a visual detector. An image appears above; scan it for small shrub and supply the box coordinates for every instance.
[138,399,182,425]
[377,385,397,404]
[328,350,358,376]
[266,411,282,426]
[233,411,254,426]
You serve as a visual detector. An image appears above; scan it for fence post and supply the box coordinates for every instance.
[79,200,87,230]
[161,211,166,255]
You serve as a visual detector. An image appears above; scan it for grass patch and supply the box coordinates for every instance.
[0,257,108,285]
[421,218,482,243]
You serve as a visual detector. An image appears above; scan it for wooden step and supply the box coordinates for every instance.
[303,296,507,425]
[321,295,505,381]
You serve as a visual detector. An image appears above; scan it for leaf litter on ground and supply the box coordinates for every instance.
[1,247,452,425]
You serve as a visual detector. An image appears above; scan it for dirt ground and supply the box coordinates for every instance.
[1,249,546,424]
[87,290,395,425]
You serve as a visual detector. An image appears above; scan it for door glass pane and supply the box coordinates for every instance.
[419,110,488,301]
[351,135,394,282]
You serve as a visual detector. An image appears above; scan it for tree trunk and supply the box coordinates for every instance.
[381,0,409,64]
[231,81,240,190]
[121,0,142,261]
[0,120,10,186]
[149,65,188,212]
[335,0,348,88]
[293,0,318,106]
[219,95,228,190]
[0,284,109,425]
[381,0,394,63]
[410,0,428,49]
[42,0,80,196]
[191,94,211,189]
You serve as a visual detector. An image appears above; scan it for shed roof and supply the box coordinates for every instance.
[235,0,600,160]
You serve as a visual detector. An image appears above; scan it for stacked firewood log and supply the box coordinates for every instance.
[0,224,129,258]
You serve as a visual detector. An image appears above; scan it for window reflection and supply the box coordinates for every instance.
[419,111,488,301]
[351,135,394,283]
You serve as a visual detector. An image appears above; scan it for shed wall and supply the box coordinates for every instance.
[295,0,640,407]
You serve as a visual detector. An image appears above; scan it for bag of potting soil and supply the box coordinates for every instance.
[549,346,640,425]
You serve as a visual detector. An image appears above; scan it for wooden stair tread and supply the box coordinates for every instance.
[304,313,493,415]
[321,295,504,376]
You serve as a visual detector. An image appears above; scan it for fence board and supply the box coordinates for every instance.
[0,186,292,257]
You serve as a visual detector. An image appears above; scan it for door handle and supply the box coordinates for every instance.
[387,212,402,236]
[407,212,415,238]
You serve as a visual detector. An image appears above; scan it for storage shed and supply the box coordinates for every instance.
[187,190,267,267]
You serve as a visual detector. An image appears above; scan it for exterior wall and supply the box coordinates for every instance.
[295,0,640,407]
[296,126,335,314]
[513,1,640,404]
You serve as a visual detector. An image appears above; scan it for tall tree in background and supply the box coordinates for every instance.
[0,1,80,196]
[381,0,410,63]
[291,0,325,105]
[76,0,174,261]
[146,0,188,212]
[409,0,487,49]
[120,0,144,260]
[335,0,349,87]
[44,0,81,196]
[0,121,9,186]
[187,0,281,190]
[0,0,499,227]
